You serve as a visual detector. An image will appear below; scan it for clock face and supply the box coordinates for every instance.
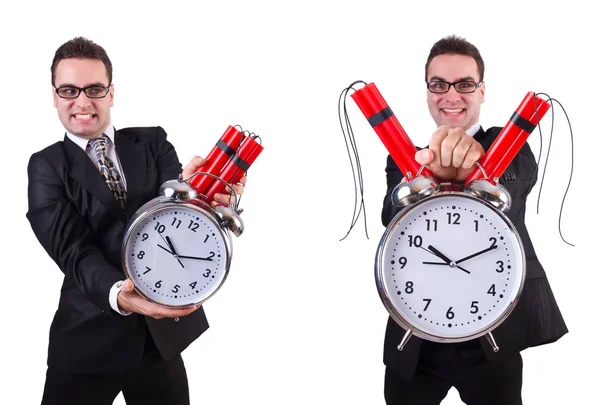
[123,203,231,308]
[376,192,525,341]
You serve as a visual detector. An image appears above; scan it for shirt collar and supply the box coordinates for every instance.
[465,123,481,137]
[66,124,115,151]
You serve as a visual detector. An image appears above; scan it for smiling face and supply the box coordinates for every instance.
[426,54,485,130]
[52,58,114,139]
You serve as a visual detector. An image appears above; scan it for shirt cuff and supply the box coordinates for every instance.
[109,280,132,316]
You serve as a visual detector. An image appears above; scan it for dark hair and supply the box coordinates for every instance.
[51,37,113,86]
[425,35,484,82]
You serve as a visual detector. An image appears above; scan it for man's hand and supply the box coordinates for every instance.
[117,279,200,319]
[212,175,246,206]
[415,126,484,182]
[182,155,247,206]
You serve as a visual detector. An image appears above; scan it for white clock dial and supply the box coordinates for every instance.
[123,203,231,308]
[377,193,525,341]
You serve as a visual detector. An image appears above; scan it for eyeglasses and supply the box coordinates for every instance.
[426,80,482,94]
[54,84,112,99]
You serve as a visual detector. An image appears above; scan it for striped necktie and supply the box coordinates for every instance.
[88,134,127,210]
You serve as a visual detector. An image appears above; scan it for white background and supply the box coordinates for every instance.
[0,0,596,403]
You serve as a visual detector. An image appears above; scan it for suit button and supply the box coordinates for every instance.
[174,317,179,322]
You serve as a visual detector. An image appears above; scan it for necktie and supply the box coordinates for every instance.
[88,134,127,210]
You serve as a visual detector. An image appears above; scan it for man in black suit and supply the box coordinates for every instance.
[381,35,568,404]
[27,37,245,405]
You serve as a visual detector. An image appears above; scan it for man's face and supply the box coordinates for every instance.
[426,54,485,130]
[53,58,114,139]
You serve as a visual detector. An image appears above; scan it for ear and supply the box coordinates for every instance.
[109,84,115,107]
[52,87,58,108]
[480,81,485,104]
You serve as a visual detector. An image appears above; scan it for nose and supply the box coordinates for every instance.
[74,90,93,107]
[443,85,462,102]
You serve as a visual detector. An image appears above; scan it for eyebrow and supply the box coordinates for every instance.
[429,76,477,82]
[55,82,108,88]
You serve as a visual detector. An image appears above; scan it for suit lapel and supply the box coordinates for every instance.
[473,127,493,152]
[63,135,126,221]
[114,129,147,220]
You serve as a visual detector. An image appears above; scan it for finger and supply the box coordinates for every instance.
[439,127,463,167]
[415,149,434,166]
[182,156,207,179]
[462,142,484,169]
[212,192,234,206]
[428,126,451,170]
[451,136,474,168]
[150,304,200,320]
[231,183,244,195]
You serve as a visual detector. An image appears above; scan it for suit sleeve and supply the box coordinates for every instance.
[26,151,124,316]
[153,126,183,184]
[381,154,406,227]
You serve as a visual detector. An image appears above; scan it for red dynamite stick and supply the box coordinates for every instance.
[351,82,433,179]
[465,92,550,185]
[188,125,244,194]
[204,135,264,202]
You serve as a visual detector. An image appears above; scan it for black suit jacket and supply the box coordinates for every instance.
[381,127,568,381]
[26,126,209,374]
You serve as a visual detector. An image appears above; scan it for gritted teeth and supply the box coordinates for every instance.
[442,108,465,114]
[73,113,95,118]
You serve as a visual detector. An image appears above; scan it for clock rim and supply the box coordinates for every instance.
[121,199,233,309]
[374,191,526,343]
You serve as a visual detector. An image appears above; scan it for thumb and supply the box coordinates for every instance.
[415,149,434,165]
[121,279,135,293]
[182,156,207,179]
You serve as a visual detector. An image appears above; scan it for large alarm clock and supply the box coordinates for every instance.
[375,176,526,352]
[121,176,243,309]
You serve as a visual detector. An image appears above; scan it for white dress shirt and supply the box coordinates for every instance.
[66,124,131,316]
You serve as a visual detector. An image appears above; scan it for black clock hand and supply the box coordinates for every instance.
[425,245,471,274]
[165,235,178,254]
[177,255,214,261]
[157,233,185,268]
[455,244,498,264]
[157,244,173,254]
[427,245,453,264]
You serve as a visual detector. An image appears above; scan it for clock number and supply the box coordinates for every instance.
[422,298,432,311]
[405,281,414,294]
[489,237,498,248]
[171,217,182,228]
[207,251,215,259]
[495,261,505,273]
[487,284,497,296]
[203,269,212,278]
[408,235,423,248]
[155,280,162,289]
[154,222,165,233]
[172,284,180,293]
[474,220,479,232]
[143,266,152,274]
[447,213,461,225]
[470,301,479,314]
[446,307,455,319]
[188,220,199,232]
[425,219,438,231]
[203,234,209,243]
[137,251,145,259]
[189,281,197,289]
[142,233,149,241]
[398,257,407,269]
